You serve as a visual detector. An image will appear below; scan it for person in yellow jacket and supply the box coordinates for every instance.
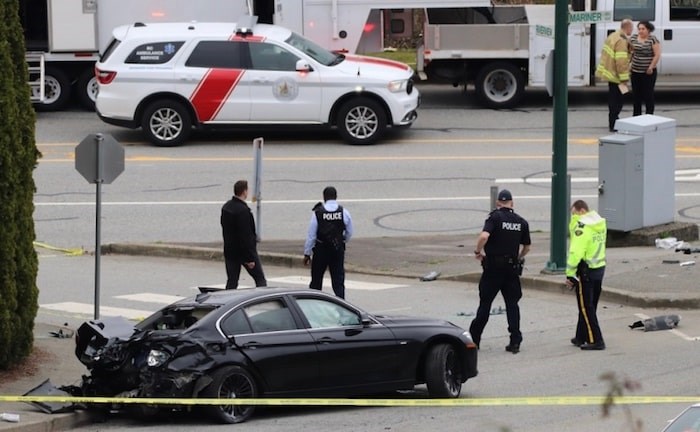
[595,18,633,132]
[565,200,607,351]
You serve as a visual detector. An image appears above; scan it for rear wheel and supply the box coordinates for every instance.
[76,68,98,111]
[425,343,462,398]
[141,100,192,147]
[33,67,71,111]
[336,97,386,145]
[475,62,524,109]
[201,366,258,424]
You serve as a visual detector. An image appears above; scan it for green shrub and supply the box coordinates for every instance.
[0,0,40,369]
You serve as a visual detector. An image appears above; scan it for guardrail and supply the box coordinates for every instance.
[26,52,45,103]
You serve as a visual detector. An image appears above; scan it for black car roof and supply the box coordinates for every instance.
[181,287,334,307]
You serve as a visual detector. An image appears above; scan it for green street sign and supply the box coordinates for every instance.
[568,10,612,24]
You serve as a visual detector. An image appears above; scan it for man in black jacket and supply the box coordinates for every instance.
[221,180,267,289]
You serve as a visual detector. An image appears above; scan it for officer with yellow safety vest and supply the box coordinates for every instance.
[595,18,633,132]
[565,200,607,351]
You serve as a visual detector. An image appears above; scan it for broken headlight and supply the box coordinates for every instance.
[147,349,171,367]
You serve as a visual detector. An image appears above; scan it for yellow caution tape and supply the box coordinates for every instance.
[0,395,698,406]
[33,241,85,256]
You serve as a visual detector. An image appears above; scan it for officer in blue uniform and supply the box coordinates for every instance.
[470,189,531,353]
[303,186,353,298]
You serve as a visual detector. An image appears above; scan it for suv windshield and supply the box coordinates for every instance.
[285,32,341,66]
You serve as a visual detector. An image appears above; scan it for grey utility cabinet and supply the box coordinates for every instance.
[598,115,676,232]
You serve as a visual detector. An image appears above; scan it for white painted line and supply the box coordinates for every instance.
[496,175,700,184]
[634,313,699,341]
[41,302,153,320]
[32,189,700,208]
[267,276,407,291]
[115,293,185,304]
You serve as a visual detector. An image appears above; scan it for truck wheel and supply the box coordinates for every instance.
[141,100,192,147]
[34,67,71,111]
[201,366,258,424]
[475,62,524,109]
[76,68,98,111]
[425,343,462,398]
[336,97,386,145]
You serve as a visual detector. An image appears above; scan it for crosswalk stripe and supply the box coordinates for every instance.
[115,293,186,304]
[40,302,152,320]
[268,276,406,291]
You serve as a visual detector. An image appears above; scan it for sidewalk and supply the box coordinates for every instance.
[1,230,699,431]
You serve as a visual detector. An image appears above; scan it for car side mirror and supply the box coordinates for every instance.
[360,313,372,327]
[296,59,312,72]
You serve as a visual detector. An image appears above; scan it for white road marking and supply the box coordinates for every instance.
[40,302,152,320]
[268,276,406,291]
[634,313,700,341]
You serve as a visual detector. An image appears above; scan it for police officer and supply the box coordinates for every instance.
[303,186,353,298]
[470,189,531,354]
[565,200,607,350]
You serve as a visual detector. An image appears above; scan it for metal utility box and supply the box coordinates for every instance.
[599,115,676,231]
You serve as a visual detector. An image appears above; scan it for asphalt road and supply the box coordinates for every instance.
[39,253,700,432]
[33,85,700,251]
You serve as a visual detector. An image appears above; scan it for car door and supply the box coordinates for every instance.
[220,297,319,393]
[658,1,700,78]
[245,41,322,122]
[292,296,401,391]
[179,39,250,123]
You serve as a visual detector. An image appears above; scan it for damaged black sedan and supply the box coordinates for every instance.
[74,288,478,423]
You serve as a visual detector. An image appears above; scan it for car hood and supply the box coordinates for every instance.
[333,54,414,80]
[374,314,457,329]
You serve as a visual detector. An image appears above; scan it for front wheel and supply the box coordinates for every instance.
[336,97,386,145]
[141,100,192,147]
[425,343,462,398]
[201,366,258,424]
[475,62,525,109]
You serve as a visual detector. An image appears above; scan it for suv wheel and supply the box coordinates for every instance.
[141,100,192,147]
[337,97,386,145]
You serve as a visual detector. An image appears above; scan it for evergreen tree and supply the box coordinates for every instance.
[0,0,41,369]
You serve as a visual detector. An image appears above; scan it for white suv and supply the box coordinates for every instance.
[95,17,419,146]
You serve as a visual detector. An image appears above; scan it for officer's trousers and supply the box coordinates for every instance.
[574,267,605,344]
[225,252,267,290]
[310,244,345,298]
[469,270,522,347]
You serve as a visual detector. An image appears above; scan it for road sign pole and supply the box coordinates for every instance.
[94,133,103,319]
[253,138,264,241]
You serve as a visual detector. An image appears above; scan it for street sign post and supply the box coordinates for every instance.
[253,137,264,241]
[75,133,125,319]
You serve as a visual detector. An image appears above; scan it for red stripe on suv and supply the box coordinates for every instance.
[190,68,245,122]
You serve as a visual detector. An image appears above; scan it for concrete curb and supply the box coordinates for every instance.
[103,243,700,309]
[0,411,94,432]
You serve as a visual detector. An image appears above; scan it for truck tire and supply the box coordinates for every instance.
[336,97,386,145]
[141,100,192,147]
[76,68,98,111]
[34,67,71,111]
[475,62,524,109]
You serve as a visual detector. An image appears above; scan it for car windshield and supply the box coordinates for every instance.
[137,304,219,331]
[285,32,341,66]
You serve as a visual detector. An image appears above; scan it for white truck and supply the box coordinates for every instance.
[23,0,253,110]
[23,0,521,111]
[414,0,700,108]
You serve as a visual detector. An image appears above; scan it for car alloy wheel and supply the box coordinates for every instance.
[141,100,192,147]
[337,97,386,145]
[425,343,462,398]
[202,366,258,424]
